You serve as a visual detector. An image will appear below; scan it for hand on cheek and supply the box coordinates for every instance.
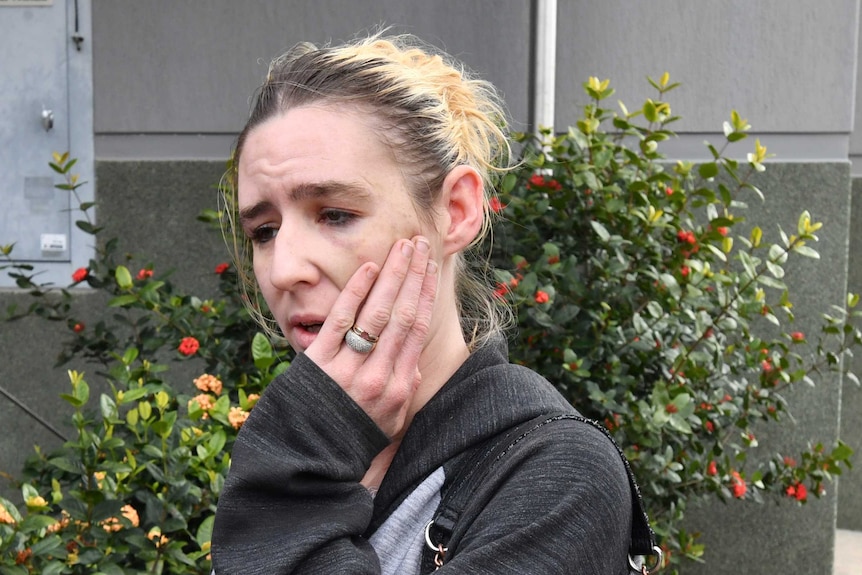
[304,236,438,438]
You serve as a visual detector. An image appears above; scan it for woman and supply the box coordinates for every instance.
[212,32,646,574]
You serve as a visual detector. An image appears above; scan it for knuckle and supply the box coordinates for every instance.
[392,305,418,330]
[367,308,392,329]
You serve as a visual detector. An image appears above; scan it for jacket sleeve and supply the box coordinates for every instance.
[437,418,634,575]
[211,353,391,575]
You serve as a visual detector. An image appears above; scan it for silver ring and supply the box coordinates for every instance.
[344,325,378,354]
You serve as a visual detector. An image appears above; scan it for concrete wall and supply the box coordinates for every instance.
[91,0,533,159]
[1,1,860,574]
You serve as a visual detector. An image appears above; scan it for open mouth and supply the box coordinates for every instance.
[299,322,323,334]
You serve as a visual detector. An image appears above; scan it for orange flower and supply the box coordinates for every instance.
[228,406,250,430]
[122,504,139,527]
[0,502,16,525]
[46,512,70,534]
[194,374,223,395]
[148,526,169,547]
[189,394,215,418]
[534,290,550,304]
[102,504,139,532]
[178,337,200,356]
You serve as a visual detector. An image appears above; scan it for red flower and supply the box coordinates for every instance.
[707,460,718,476]
[72,267,88,283]
[547,254,560,265]
[680,266,690,278]
[783,456,797,468]
[527,174,562,191]
[15,548,31,565]
[665,403,678,414]
[730,471,747,498]
[136,268,153,280]
[790,331,805,342]
[676,230,696,244]
[493,282,510,300]
[705,420,715,433]
[786,482,807,502]
[178,337,200,356]
[73,323,85,333]
[215,262,230,275]
[534,290,550,304]
[717,226,729,236]
[665,186,674,196]
[489,196,505,213]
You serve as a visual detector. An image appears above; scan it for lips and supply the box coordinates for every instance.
[287,315,326,350]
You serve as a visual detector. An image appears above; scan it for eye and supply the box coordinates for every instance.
[249,225,278,245]
[319,209,357,226]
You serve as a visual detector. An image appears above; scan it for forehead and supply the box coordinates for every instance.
[238,105,400,190]
[235,104,427,225]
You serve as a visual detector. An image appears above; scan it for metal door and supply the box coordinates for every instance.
[0,0,76,276]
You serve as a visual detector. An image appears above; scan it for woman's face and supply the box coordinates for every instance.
[237,105,436,352]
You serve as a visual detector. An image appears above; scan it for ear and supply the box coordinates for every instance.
[438,165,485,256]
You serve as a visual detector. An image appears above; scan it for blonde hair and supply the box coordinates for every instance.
[221,32,513,349]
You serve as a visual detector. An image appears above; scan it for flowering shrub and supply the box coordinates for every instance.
[1,75,859,572]
[0,153,291,573]
[489,75,858,571]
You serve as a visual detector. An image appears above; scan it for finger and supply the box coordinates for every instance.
[368,236,432,358]
[306,262,379,362]
[349,239,417,345]
[391,256,438,386]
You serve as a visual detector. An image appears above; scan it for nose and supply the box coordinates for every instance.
[266,226,319,292]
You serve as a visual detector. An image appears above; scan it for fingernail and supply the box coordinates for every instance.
[426,260,438,275]
[416,238,430,254]
[402,241,414,257]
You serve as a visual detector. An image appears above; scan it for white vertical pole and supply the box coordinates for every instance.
[533,0,557,136]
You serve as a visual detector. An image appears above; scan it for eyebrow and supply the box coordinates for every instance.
[238,180,372,227]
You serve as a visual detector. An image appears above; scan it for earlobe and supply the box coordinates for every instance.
[440,165,484,256]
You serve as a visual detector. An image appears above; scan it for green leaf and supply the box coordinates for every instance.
[48,456,82,474]
[115,265,133,289]
[100,393,118,419]
[590,220,610,242]
[501,173,517,194]
[698,162,719,179]
[832,441,854,461]
[108,294,138,307]
[793,244,820,259]
[252,332,273,363]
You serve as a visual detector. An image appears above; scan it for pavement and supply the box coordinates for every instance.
[834,530,862,575]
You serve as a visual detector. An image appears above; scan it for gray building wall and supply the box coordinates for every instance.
[1,1,860,574]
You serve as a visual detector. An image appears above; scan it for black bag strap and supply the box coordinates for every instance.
[421,412,662,573]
